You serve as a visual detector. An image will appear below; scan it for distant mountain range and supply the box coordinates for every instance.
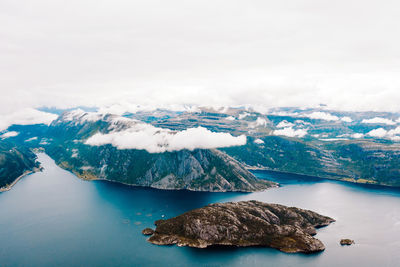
[1,106,400,191]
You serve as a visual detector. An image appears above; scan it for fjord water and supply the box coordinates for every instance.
[1,154,400,267]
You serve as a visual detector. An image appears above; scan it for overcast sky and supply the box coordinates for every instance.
[1,0,400,114]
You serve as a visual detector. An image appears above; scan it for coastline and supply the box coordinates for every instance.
[248,166,400,190]
[54,162,278,193]
[0,169,37,193]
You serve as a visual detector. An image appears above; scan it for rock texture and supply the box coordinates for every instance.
[142,228,155,235]
[146,200,335,253]
[340,239,355,246]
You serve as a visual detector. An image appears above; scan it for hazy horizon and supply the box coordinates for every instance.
[2,0,400,114]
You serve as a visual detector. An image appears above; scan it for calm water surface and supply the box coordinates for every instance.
[1,153,399,267]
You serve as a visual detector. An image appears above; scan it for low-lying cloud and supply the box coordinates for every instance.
[341,116,353,123]
[305,112,339,121]
[0,131,19,139]
[248,117,268,128]
[367,127,400,140]
[254,138,265,144]
[86,125,246,153]
[273,127,308,138]
[276,120,295,128]
[0,108,58,131]
[351,133,364,139]
[362,117,396,125]
[25,136,38,142]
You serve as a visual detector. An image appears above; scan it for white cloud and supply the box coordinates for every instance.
[225,116,236,121]
[255,117,267,127]
[248,117,268,129]
[25,136,38,142]
[351,133,364,138]
[270,111,300,117]
[341,116,353,123]
[39,139,50,145]
[71,149,79,158]
[273,127,308,138]
[238,113,250,120]
[362,117,396,125]
[367,128,388,138]
[0,108,58,131]
[337,132,364,139]
[388,127,400,136]
[1,131,19,138]
[254,138,264,144]
[305,112,339,121]
[366,127,400,140]
[276,120,295,128]
[86,125,246,153]
[319,138,349,141]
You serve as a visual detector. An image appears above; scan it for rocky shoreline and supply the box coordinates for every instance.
[144,200,335,253]
[0,169,38,193]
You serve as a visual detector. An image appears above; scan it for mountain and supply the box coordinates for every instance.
[127,107,400,187]
[2,106,400,189]
[0,141,40,191]
[46,144,275,192]
[222,136,400,186]
[41,111,277,192]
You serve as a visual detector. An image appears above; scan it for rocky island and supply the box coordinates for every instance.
[340,239,355,246]
[144,200,335,253]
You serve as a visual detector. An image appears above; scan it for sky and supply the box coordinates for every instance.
[1,0,400,115]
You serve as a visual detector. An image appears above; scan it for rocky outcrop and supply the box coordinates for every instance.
[340,239,355,246]
[142,228,155,235]
[145,200,335,253]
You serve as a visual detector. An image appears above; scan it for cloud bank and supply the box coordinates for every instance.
[86,125,246,153]
[362,117,396,125]
[367,127,400,140]
[305,112,339,121]
[0,108,58,131]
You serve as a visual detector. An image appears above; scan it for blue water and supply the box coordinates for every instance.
[1,153,400,267]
